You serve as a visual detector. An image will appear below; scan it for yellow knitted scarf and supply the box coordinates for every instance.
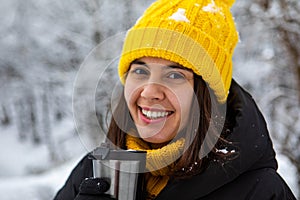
[126,134,185,199]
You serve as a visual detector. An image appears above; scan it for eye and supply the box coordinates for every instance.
[132,68,148,75]
[167,72,185,79]
[128,65,150,80]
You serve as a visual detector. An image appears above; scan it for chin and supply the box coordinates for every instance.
[140,133,172,144]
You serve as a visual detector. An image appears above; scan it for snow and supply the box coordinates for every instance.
[0,160,70,200]
[216,148,236,154]
[0,124,87,200]
[0,154,84,200]
[277,153,299,197]
[168,8,190,23]
[0,125,49,177]
[202,1,221,13]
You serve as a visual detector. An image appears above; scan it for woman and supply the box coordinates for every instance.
[54,0,296,199]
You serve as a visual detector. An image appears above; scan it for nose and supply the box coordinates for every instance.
[140,83,165,101]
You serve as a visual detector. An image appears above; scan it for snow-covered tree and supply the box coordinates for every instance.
[233,0,300,196]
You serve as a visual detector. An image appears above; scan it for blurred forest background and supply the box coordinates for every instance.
[0,0,299,199]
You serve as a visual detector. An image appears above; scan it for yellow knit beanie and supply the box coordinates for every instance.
[118,0,239,103]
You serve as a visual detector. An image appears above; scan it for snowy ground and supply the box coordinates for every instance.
[0,123,298,200]
[0,121,87,200]
[0,157,82,200]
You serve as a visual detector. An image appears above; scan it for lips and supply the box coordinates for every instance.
[139,107,173,121]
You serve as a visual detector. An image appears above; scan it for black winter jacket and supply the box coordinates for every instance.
[54,80,296,200]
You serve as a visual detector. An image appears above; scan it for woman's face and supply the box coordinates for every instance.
[124,57,194,143]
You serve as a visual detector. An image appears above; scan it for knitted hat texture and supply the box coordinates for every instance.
[118,0,239,103]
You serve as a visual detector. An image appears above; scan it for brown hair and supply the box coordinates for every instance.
[106,74,237,178]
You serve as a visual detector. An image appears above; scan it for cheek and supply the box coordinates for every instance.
[124,81,140,107]
[124,85,131,104]
[172,88,194,111]
[171,87,194,125]
[183,89,194,108]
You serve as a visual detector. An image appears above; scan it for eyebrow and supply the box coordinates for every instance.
[131,60,148,66]
[131,59,191,71]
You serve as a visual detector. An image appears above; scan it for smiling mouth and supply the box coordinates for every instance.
[140,107,173,120]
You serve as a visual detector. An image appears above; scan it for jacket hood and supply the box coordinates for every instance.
[156,79,278,199]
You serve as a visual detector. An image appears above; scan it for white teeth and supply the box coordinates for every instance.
[141,109,170,119]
